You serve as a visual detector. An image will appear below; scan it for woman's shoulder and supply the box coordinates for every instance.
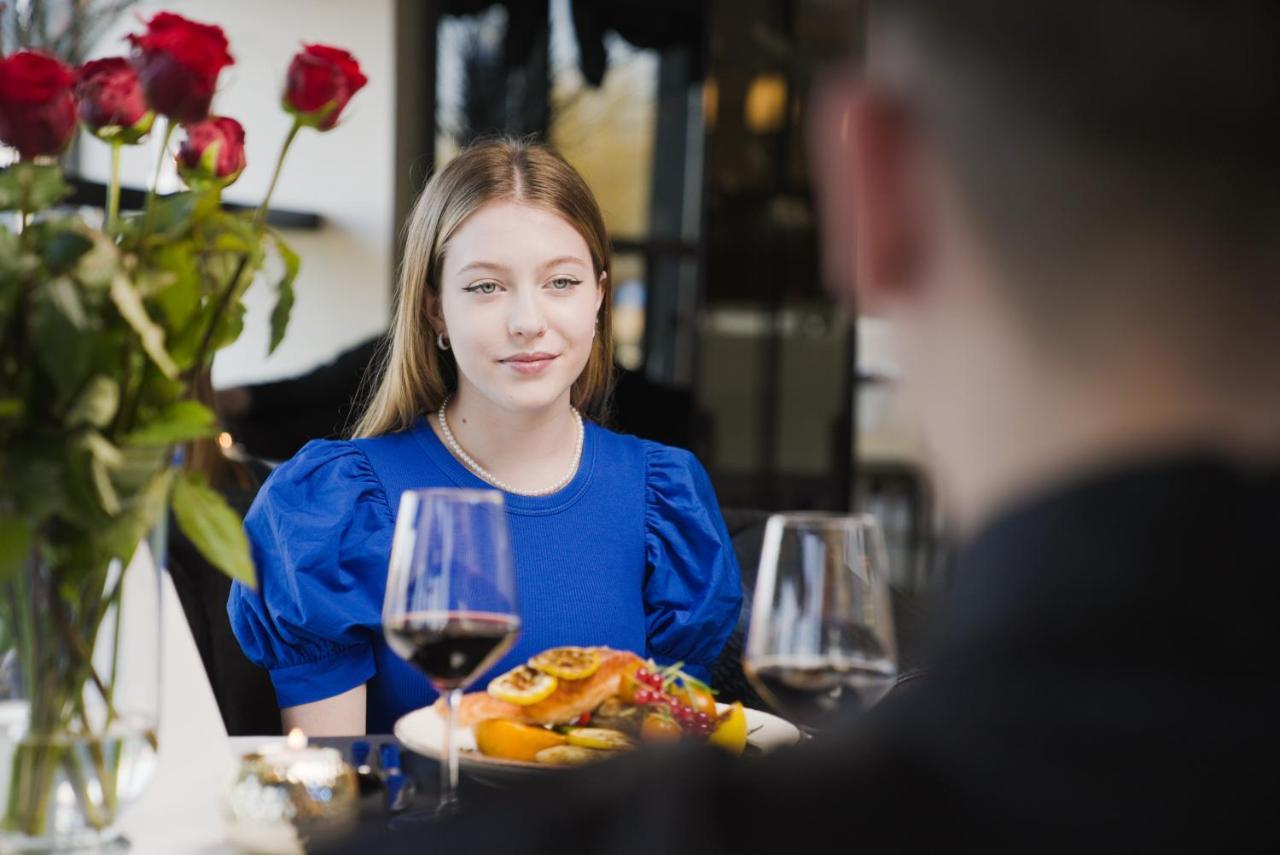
[252,437,389,518]
[589,424,711,493]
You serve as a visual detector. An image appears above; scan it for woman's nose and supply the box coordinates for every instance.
[507,289,548,338]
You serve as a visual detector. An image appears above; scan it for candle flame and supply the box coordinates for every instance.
[287,728,307,750]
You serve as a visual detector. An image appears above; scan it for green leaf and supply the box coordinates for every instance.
[0,163,70,212]
[74,232,121,290]
[267,231,300,354]
[0,170,22,211]
[46,276,88,329]
[110,272,178,378]
[123,400,216,446]
[89,456,121,514]
[76,430,125,517]
[171,472,256,589]
[0,515,34,584]
[0,398,23,420]
[1,450,65,520]
[66,375,120,428]
[55,468,173,572]
[82,429,125,468]
[205,212,258,254]
[148,242,201,328]
[31,281,92,396]
[44,231,94,272]
[26,164,71,212]
[147,192,197,237]
[211,301,247,352]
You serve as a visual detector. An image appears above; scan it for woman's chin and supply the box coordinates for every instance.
[481,378,574,414]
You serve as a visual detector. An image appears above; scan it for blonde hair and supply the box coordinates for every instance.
[353,139,615,438]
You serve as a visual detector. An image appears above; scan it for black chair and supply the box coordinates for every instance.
[709,508,771,708]
[167,458,282,736]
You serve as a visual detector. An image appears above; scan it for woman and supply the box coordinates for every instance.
[228,140,742,735]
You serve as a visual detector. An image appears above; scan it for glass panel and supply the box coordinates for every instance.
[548,0,657,240]
[611,253,647,371]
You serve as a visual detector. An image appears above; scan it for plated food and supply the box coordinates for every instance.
[435,646,750,766]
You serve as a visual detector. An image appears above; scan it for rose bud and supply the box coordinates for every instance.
[0,50,77,160]
[127,12,233,124]
[176,116,246,188]
[283,44,367,130]
[74,57,154,143]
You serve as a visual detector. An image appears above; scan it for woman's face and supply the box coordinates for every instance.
[436,199,604,413]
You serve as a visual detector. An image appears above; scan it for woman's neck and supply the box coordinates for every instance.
[433,384,582,493]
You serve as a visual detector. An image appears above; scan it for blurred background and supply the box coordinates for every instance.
[5,0,942,668]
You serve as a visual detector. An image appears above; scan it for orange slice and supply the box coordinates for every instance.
[487,665,557,705]
[528,646,602,680]
[474,719,566,762]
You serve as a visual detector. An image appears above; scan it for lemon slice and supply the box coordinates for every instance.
[708,702,747,754]
[487,665,557,705]
[474,719,566,762]
[528,646,602,680]
[564,727,636,751]
[533,745,607,766]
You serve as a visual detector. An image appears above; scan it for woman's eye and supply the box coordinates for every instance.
[549,277,581,290]
[464,281,500,295]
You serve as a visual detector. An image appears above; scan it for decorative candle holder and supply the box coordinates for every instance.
[224,729,359,855]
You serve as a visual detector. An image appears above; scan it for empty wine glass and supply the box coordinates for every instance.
[744,513,897,730]
[382,488,520,816]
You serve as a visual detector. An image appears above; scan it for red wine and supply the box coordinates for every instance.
[746,657,896,729]
[385,611,521,690]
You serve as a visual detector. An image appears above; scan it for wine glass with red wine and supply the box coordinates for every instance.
[744,513,897,731]
[382,488,520,815]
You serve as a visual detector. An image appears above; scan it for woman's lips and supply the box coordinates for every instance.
[500,353,559,376]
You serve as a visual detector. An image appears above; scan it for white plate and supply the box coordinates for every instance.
[394,703,801,783]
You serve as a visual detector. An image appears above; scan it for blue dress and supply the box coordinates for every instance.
[227,418,743,733]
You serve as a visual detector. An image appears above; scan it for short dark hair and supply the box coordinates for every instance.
[872,1,1280,316]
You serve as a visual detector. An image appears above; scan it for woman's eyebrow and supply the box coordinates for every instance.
[540,255,589,271]
[456,256,588,275]
[456,260,509,275]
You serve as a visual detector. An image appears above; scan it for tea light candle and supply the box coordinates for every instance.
[224,729,359,855]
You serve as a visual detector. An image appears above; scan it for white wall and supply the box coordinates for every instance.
[79,0,396,386]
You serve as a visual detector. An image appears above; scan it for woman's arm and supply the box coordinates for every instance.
[281,684,367,736]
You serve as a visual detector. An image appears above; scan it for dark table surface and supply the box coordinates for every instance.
[309,734,530,843]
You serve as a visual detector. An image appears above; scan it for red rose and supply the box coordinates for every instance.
[127,12,233,124]
[74,57,154,143]
[0,50,77,160]
[283,44,367,130]
[176,116,246,187]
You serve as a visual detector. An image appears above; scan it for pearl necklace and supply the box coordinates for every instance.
[437,396,584,497]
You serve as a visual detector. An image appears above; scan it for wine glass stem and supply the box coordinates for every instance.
[438,687,463,816]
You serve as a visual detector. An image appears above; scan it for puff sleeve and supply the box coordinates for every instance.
[227,440,394,708]
[643,443,743,681]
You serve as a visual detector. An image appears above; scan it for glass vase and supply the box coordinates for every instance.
[0,535,161,851]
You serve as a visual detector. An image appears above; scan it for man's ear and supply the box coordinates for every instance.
[810,74,921,315]
[848,86,922,314]
[809,71,860,307]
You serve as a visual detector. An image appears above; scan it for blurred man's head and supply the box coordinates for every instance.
[814,1,1280,531]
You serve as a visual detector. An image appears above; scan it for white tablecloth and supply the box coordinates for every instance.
[116,568,240,854]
